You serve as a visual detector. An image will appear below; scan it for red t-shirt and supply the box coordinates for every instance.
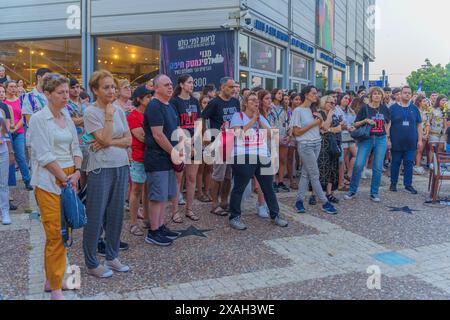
[127,110,145,163]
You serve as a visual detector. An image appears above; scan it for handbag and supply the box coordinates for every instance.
[350,105,373,142]
[325,133,342,158]
[61,185,87,248]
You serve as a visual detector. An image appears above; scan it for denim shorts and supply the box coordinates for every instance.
[130,162,147,184]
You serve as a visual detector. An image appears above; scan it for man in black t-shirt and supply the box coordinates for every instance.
[202,77,240,216]
[143,74,183,247]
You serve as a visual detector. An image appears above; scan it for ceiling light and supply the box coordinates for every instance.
[18,49,23,53]
[98,59,101,63]
[31,51,35,54]
[40,52,44,56]
[131,54,136,59]
[114,55,118,59]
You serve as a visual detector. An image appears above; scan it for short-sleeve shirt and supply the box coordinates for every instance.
[83,104,130,172]
[389,103,422,151]
[428,107,446,136]
[127,109,145,163]
[0,102,11,119]
[170,96,201,137]
[290,106,321,144]
[230,112,271,158]
[143,98,180,173]
[355,104,391,136]
[4,99,25,134]
[202,96,240,131]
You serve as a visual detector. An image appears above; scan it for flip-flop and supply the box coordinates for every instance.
[197,194,212,203]
[210,206,228,217]
[186,209,200,221]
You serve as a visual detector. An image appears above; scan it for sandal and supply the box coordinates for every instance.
[197,193,212,203]
[220,203,230,212]
[130,224,144,236]
[172,211,184,224]
[338,185,350,192]
[290,181,299,190]
[210,206,228,217]
[141,220,151,230]
[326,194,340,204]
[137,207,144,220]
[185,209,200,221]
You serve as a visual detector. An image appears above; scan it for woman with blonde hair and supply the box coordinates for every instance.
[28,73,83,300]
[113,79,134,116]
[345,87,391,202]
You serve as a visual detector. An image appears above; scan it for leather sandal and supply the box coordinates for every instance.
[185,209,200,221]
[172,211,184,224]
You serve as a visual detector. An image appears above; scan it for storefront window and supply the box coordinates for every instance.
[276,48,282,74]
[0,38,81,88]
[239,71,249,89]
[291,54,309,80]
[250,39,276,73]
[315,62,329,92]
[96,34,160,85]
[239,34,249,67]
[265,78,275,91]
[333,70,343,90]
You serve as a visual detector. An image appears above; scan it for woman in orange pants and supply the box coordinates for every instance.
[29,73,82,300]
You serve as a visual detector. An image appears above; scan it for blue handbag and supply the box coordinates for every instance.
[61,185,87,247]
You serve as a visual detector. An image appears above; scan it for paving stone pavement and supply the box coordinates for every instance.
[2,172,450,300]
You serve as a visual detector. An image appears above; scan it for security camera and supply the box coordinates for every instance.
[243,11,252,25]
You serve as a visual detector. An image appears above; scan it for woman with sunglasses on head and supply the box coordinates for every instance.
[228,92,288,230]
[292,86,338,215]
[317,96,343,203]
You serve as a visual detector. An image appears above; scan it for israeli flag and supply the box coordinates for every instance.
[417,81,423,93]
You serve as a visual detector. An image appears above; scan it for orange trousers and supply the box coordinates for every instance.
[35,167,74,291]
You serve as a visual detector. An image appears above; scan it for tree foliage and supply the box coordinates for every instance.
[406,59,450,95]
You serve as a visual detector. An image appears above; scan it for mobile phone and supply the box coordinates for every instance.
[82,133,95,144]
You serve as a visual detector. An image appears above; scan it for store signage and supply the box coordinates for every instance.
[291,37,315,55]
[161,31,235,91]
[254,19,289,43]
[318,51,346,70]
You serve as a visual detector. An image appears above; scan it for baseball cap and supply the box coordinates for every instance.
[132,85,154,99]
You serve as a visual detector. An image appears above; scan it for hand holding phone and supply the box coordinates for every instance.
[82,133,95,144]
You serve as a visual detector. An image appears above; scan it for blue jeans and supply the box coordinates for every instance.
[9,133,31,186]
[391,150,415,187]
[349,135,388,196]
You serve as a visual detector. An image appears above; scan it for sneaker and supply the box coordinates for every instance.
[272,215,288,228]
[364,169,373,178]
[257,203,270,219]
[145,230,173,246]
[9,201,17,211]
[159,225,181,240]
[119,241,129,251]
[390,184,398,192]
[178,193,186,206]
[229,217,247,231]
[361,170,367,179]
[278,182,290,193]
[97,239,106,257]
[124,201,130,212]
[414,166,425,175]
[309,196,317,206]
[1,212,11,225]
[370,195,381,202]
[295,200,306,214]
[272,183,280,194]
[105,258,130,273]
[322,202,338,215]
[405,186,418,195]
[87,265,113,278]
[24,182,33,191]
[384,161,391,169]
[344,193,356,200]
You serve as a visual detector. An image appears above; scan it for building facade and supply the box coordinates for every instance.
[0,0,375,92]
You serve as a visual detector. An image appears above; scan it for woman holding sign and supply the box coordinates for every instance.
[227,92,288,231]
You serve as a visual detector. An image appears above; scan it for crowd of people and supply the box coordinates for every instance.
[0,65,449,299]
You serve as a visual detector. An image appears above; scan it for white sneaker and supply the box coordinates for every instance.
[2,212,11,225]
[414,166,425,175]
[257,203,270,219]
[364,169,373,178]
[178,193,186,206]
[361,170,367,179]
